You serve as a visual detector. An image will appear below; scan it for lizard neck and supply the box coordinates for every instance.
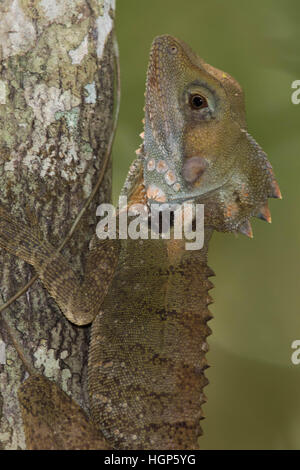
[89,227,215,450]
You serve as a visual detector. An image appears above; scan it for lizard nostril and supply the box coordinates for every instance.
[182,156,208,184]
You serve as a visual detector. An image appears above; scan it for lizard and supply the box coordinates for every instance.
[0,35,280,450]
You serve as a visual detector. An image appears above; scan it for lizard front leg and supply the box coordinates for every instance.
[0,207,120,449]
[0,206,120,326]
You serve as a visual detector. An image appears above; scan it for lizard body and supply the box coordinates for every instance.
[0,35,280,449]
[89,218,213,449]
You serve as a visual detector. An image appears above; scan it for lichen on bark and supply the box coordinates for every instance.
[0,0,116,449]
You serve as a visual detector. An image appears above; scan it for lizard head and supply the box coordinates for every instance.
[142,35,281,236]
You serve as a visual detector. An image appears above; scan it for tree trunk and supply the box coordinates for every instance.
[0,0,116,449]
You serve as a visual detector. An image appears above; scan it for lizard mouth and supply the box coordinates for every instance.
[168,181,228,204]
[145,35,185,159]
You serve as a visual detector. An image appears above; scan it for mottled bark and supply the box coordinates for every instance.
[0,0,116,449]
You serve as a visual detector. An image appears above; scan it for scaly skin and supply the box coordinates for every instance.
[89,230,214,449]
[0,35,280,449]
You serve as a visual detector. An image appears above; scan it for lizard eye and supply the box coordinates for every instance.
[189,94,208,110]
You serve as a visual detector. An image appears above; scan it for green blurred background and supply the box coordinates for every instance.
[112,0,300,449]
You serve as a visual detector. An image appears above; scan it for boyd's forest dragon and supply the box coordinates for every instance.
[0,35,280,450]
